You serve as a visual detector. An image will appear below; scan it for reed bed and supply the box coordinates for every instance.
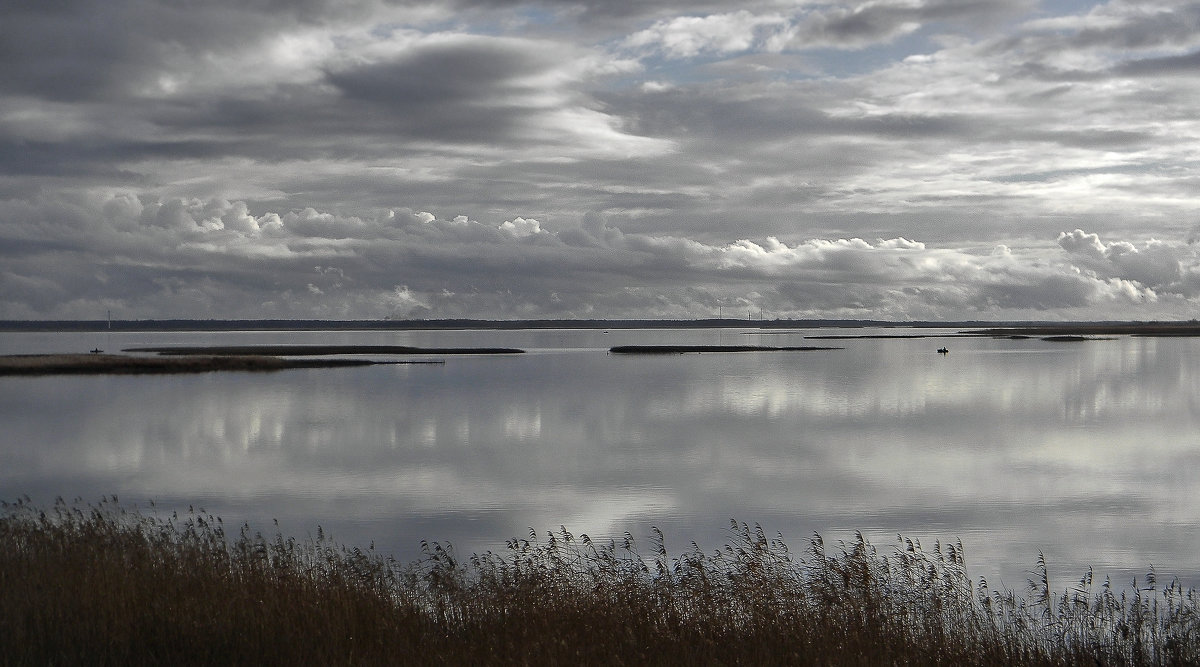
[1,497,1197,666]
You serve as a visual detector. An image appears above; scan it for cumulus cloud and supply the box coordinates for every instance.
[6,189,1199,320]
[384,285,431,318]
[499,217,544,237]
[1058,229,1188,290]
[1057,229,1108,260]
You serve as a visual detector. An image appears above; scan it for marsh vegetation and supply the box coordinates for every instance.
[2,498,1197,666]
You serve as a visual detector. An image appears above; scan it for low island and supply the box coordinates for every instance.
[123,344,525,356]
[0,353,387,375]
[610,344,841,354]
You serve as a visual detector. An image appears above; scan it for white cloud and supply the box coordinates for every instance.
[384,285,430,318]
[1058,229,1109,260]
[1059,229,1189,289]
[499,217,544,237]
[623,11,791,58]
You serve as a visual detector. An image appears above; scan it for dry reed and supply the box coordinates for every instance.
[1,497,1196,666]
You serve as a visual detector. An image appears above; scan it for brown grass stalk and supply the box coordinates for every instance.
[1,498,1196,666]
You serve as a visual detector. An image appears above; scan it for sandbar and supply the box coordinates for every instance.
[0,353,387,376]
[124,345,524,356]
[968,323,1200,337]
[610,345,840,354]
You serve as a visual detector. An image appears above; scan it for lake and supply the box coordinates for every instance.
[2,326,1198,591]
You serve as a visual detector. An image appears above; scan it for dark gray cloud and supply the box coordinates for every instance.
[325,39,568,145]
[1115,49,1200,77]
[795,0,1033,48]
[0,0,323,102]
[1066,2,1200,51]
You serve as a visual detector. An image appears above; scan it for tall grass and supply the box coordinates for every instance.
[1,497,1197,666]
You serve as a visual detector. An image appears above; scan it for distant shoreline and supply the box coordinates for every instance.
[0,317,957,332]
[2,318,1199,334]
[966,324,1200,337]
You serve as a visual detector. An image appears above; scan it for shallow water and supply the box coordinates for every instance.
[2,327,1198,589]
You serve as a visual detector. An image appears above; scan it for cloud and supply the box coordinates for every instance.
[620,1,1034,59]
[3,2,1200,321]
[499,217,544,237]
[1058,229,1109,260]
[384,285,431,318]
[6,187,1198,320]
[325,36,565,145]
[1058,229,1187,290]
[623,11,791,58]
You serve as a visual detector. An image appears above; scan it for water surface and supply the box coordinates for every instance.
[2,327,1197,589]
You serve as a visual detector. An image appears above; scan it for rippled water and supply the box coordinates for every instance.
[2,327,1198,588]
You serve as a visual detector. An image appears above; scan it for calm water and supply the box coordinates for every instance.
[2,327,1198,589]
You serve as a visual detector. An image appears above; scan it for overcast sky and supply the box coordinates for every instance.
[2,0,1200,321]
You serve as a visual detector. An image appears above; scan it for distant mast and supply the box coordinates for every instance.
[107,310,111,329]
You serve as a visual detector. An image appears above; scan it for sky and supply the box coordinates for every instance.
[2,0,1200,321]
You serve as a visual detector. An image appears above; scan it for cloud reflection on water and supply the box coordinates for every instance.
[1,332,1198,586]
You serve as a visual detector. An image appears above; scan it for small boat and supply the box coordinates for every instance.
[937,347,949,354]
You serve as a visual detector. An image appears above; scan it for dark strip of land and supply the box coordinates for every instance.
[968,323,1200,337]
[804,334,942,339]
[0,318,991,332]
[7,318,1200,335]
[0,354,397,376]
[610,345,840,354]
[8,318,1200,335]
[124,345,524,356]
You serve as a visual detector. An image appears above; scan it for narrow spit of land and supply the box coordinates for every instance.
[804,334,943,339]
[805,333,1107,341]
[124,345,525,356]
[0,353,388,376]
[967,323,1200,337]
[1,344,525,375]
[610,345,841,354]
